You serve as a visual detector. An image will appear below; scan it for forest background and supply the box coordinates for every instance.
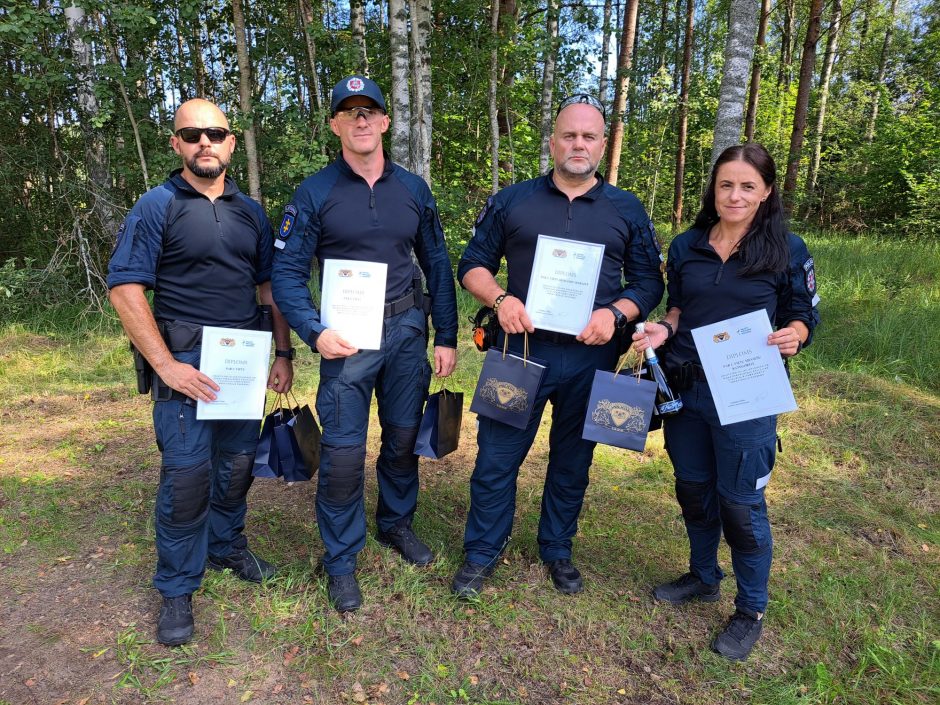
[0,0,938,309]
[0,2,938,705]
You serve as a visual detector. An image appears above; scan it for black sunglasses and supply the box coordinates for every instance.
[556,94,606,119]
[175,127,231,144]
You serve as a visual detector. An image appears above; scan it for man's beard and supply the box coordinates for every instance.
[187,151,229,178]
[557,155,597,180]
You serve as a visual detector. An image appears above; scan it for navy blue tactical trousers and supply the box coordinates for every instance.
[662,380,776,613]
[314,307,432,576]
[152,346,258,598]
[463,336,618,566]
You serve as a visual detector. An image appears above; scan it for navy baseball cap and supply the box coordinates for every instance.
[330,75,387,115]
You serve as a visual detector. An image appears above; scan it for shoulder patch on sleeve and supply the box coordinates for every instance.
[475,196,494,226]
[648,221,664,262]
[278,204,298,241]
[803,256,816,295]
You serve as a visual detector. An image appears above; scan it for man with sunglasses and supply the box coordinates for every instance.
[451,94,664,598]
[108,99,294,646]
[271,76,458,613]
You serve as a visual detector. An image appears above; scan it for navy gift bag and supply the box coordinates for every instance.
[469,334,548,430]
[414,387,463,459]
[582,360,658,452]
[252,394,321,481]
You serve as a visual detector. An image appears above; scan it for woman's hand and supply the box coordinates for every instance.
[768,326,802,358]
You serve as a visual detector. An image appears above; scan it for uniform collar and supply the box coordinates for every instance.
[169,169,241,198]
[545,170,605,201]
[335,151,395,182]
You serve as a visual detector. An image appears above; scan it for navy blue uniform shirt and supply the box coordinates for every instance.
[271,153,458,349]
[458,172,664,320]
[107,170,274,328]
[665,227,820,366]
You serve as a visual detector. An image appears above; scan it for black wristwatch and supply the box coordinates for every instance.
[275,347,296,360]
[605,304,628,330]
[657,320,675,340]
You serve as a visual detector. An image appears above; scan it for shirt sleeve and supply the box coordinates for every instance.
[456,194,505,284]
[252,201,275,285]
[106,188,171,290]
[271,183,326,350]
[618,212,665,320]
[413,190,459,348]
[776,234,820,347]
[664,237,683,312]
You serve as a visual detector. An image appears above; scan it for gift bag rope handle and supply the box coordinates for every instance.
[500,331,531,367]
[612,347,645,384]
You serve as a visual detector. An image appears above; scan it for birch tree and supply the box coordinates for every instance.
[865,0,898,142]
[538,0,560,175]
[488,0,501,194]
[350,0,369,76]
[672,0,693,233]
[409,0,432,183]
[744,0,770,142]
[710,0,760,165]
[389,0,411,169]
[806,0,843,200]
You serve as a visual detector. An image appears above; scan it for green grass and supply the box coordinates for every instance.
[0,231,937,704]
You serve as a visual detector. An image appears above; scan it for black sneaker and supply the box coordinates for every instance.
[328,573,362,613]
[451,561,494,599]
[207,547,276,583]
[157,594,194,647]
[711,609,763,661]
[653,572,721,604]
[546,558,583,594]
[376,525,434,566]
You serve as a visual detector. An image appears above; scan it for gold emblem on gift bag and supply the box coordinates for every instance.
[481,378,528,412]
[592,399,645,433]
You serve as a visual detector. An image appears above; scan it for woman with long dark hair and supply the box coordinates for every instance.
[633,143,819,661]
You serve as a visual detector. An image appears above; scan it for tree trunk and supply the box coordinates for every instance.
[599,0,613,107]
[743,0,770,142]
[231,0,262,202]
[710,0,760,166]
[64,3,116,236]
[806,0,843,199]
[297,0,323,115]
[865,0,897,143]
[489,0,501,194]
[672,0,693,234]
[777,0,795,88]
[782,0,825,209]
[350,0,369,76]
[496,0,518,185]
[538,0,560,176]
[604,0,640,186]
[389,0,411,169]
[102,20,150,190]
[409,0,432,183]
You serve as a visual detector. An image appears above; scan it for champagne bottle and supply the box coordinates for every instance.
[636,322,683,416]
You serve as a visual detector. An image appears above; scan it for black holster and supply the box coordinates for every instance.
[131,343,152,395]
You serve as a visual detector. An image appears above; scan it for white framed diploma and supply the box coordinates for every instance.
[320,259,388,350]
[196,326,272,420]
[691,309,798,426]
[524,235,605,335]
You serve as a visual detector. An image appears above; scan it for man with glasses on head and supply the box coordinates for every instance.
[451,94,664,598]
[271,76,458,613]
[108,99,294,646]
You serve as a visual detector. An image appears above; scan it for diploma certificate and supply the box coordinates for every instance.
[691,309,798,426]
[196,326,272,420]
[320,259,388,350]
[524,235,605,335]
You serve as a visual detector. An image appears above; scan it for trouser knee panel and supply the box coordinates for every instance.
[719,496,768,554]
[381,425,419,474]
[220,452,254,506]
[323,445,366,504]
[675,479,718,528]
[161,460,211,524]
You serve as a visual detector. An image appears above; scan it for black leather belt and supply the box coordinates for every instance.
[384,288,421,318]
[530,328,579,345]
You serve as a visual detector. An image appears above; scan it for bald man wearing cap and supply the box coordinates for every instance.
[452,94,665,598]
[271,76,458,612]
[108,99,294,646]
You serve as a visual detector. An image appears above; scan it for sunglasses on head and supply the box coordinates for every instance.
[556,94,606,119]
[175,127,231,144]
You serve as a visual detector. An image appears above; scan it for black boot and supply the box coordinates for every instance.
[546,559,583,594]
[328,573,362,613]
[653,572,720,604]
[157,594,194,647]
[207,546,276,583]
[711,609,763,661]
[376,525,434,566]
[451,561,493,599]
